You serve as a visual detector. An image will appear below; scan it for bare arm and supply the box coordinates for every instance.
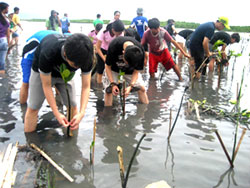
[96,40,106,62]
[6,28,10,45]
[124,70,139,97]
[40,73,69,127]
[203,37,211,57]
[171,39,190,58]
[69,73,91,129]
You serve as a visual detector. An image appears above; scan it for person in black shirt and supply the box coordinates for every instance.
[24,33,93,132]
[103,36,149,106]
[208,32,240,71]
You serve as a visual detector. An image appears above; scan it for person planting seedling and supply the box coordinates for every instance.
[24,33,93,133]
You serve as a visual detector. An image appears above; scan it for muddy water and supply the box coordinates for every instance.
[0,22,250,188]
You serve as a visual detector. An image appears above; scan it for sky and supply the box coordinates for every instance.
[5,0,249,26]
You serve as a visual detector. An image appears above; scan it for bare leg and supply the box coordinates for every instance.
[137,86,149,104]
[104,92,113,106]
[24,107,39,132]
[20,82,29,104]
[172,64,183,81]
[96,73,103,84]
[208,58,216,72]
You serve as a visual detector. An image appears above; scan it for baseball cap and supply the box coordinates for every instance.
[218,17,230,30]
[137,8,143,14]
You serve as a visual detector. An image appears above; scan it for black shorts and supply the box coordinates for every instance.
[96,48,107,74]
[190,45,204,71]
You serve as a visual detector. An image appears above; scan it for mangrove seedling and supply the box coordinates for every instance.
[60,63,75,137]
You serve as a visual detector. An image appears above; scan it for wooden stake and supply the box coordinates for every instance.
[215,130,234,168]
[117,146,125,187]
[30,143,74,182]
[67,107,73,137]
[91,117,97,165]
[232,128,247,163]
[122,80,126,116]
[194,102,201,120]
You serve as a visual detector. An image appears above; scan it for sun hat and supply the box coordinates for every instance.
[218,17,230,30]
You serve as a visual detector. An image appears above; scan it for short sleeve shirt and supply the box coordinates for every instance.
[106,36,145,74]
[189,22,215,49]
[141,28,172,55]
[210,31,231,46]
[131,16,148,38]
[12,14,20,31]
[88,30,98,45]
[32,34,92,77]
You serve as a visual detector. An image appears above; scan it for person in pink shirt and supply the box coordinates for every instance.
[95,19,124,84]
[88,23,103,45]
[141,18,190,80]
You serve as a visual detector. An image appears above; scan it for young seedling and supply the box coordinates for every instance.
[59,63,75,137]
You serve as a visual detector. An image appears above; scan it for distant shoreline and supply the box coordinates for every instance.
[22,19,250,32]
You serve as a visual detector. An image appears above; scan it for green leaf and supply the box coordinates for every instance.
[90,141,95,150]
[229,100,237,105]
[212,40,225,50]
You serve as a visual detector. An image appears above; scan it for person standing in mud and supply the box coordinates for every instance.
[0,2,10,75]
[189,17,230,78]
[103,36,149,106]
[10,7,23,47]
[141,18,190,80]
[164,19,178,52]
[19,30,60,104]
[208,32,240,72]
[95,19,124,84]
[24,33,93,132]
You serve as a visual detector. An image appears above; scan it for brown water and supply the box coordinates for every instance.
[0,22,250,188]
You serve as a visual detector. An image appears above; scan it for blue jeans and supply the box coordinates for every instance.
[0,37,8,70]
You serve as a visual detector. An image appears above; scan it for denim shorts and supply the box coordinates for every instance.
[0,37,8,70]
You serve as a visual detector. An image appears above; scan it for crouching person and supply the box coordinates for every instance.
[24,33,93,132]
[104,36,149,106]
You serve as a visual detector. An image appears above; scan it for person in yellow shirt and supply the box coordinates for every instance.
[11,7,23,46]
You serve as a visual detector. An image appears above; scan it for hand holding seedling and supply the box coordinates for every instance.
[55,112,69,127]
[124,86,132,98]
[69,113,84,130]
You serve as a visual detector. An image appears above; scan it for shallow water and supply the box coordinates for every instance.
[1,22,250,188]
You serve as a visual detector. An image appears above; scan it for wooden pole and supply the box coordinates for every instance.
[91,117,97,165]
[117,146,125,187]
[67,106,73,137]
[215,130,234,168]
[232,128,247,163]
[122,80,126,116]
[30,143,74,182]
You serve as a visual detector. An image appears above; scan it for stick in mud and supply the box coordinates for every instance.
[168,86,189,140]
[30,143,74,182]
[117,146,125,187]
[122,80,126,116]
[168,108,172,138]
[91,117,97,165]
[214,130,234,168]
[232,128,247,163]
[123,133,146,188]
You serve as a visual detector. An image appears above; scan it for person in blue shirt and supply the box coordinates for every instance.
[189,17,230,79]
[19,30,60,104]
[131,8,148,39]
[60,13,70,33]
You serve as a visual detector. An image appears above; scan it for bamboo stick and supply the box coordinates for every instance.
[0,143,13,187]
[67,106,73,137]
[30,143,74,182]
[232,128,247,163]
[194,102,201,120]
[91,117,97,165]
[117,146,125,187]
[122,80,126,116]
[215,130,234,168]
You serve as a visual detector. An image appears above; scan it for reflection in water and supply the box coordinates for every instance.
[165,142,175,184]
[213,168,238,188]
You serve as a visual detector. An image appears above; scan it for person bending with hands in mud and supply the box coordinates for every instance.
[141,18,190,80]
[24,33,93,132]
[103,36,149,106]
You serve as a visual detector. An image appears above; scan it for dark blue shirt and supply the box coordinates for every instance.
[190,22,215,49]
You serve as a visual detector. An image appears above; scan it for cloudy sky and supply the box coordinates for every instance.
[5,0,249,26]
